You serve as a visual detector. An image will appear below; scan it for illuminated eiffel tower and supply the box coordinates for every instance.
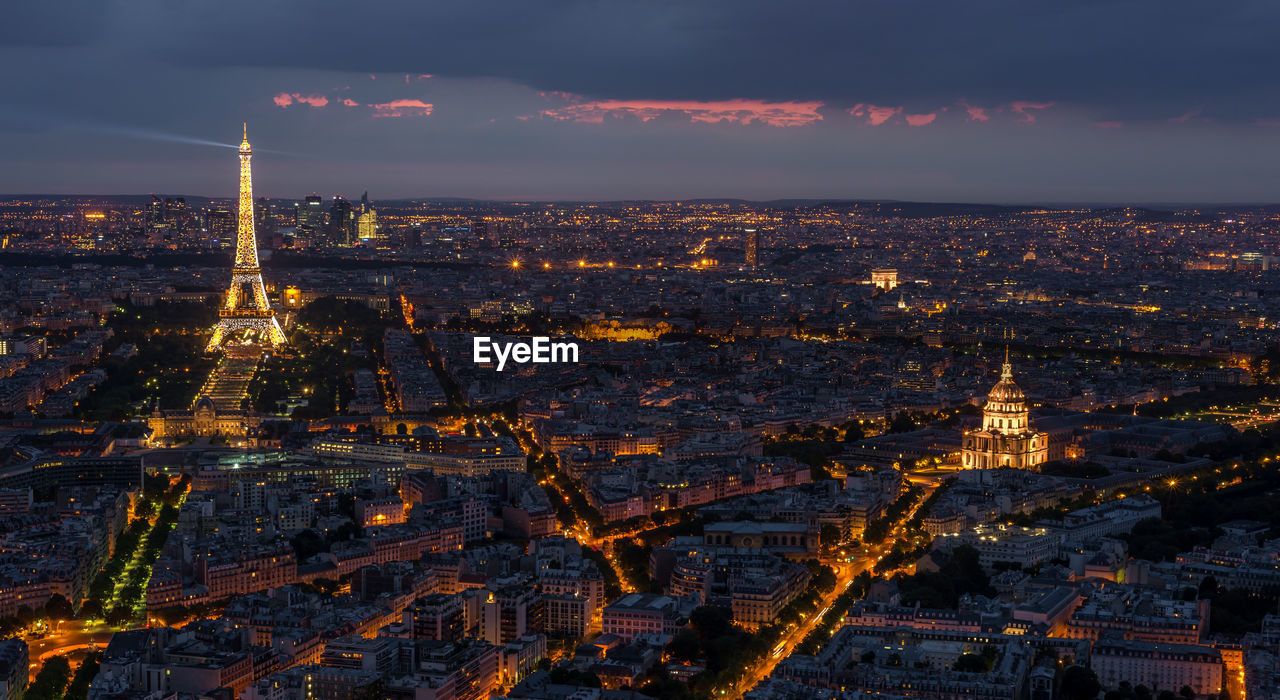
[206,124,286,351]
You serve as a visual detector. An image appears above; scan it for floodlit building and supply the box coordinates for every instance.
[744,228,760,269]
[870,268,898,291]
[961,353,1048,470]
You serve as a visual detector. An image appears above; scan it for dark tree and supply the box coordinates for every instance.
[44,594,74,621]
[820,523,842,553]
[290,529,328,560]
[690,606,734,639]
[26,655,71,700]
[79,599,103,620]
[888,412,918,434]
[954,654,988,673]
[548,668,602,687]
[667,628,702,663]
[153,605,188,626]
[1060,665,1101,700]
[62,652,101,700]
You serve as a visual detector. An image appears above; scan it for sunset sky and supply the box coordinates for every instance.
[4,0,1280,202]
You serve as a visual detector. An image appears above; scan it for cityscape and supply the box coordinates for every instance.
[3,3,1280,700]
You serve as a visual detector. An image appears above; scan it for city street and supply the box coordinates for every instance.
[724,485,936,698]
[24,620,115,681]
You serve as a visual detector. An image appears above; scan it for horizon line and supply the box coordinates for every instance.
[1,193,1278,210]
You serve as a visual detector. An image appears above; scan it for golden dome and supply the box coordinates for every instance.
[987,375,1025,404]
[987,350,1025,404]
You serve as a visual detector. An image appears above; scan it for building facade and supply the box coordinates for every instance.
[1091,636,1224,696]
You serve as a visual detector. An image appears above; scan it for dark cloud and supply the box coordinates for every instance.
[120,0,1280,122]
[0,1,111,47]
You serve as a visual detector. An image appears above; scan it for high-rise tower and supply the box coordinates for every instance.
[296,194,326,242]
[206,124,286,351]
[328,195,354,246]
[357,190,379,241]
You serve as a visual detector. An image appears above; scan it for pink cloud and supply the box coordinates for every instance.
[1255,119,1280,127]
[958,100,989,122]
[369,99,434,118]
[848,104,902,126]
[418,74,434,80]
[538,98,824,127]
[273,93,328,108]
[1095,121,1123,129]
[1009,101,1053,123]
[341,98,360,107]
[905,113,936,127]
[1170,109,1202,123]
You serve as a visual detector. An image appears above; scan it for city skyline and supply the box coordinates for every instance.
[2,5,1279,700]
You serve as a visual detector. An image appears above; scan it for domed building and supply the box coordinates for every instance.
[961,352,1048,470]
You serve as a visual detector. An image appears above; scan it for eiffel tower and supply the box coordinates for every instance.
[206,124,286,351]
